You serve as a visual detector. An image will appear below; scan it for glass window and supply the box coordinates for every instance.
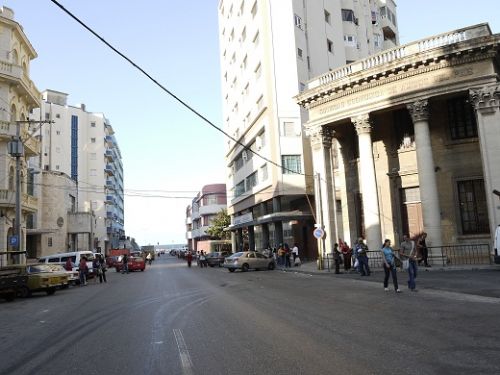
[246,172,258,190]
[283,122,296,137]
[457,179,489,234]
[235,181,245,197]
[341,9,355,22]
[261,164,268,181]
[282,155,302,174]
[324,10,331,24]
[327,39,333,53]
[251,1,257,18]
[294,14,303,29]
[448,96,477,140]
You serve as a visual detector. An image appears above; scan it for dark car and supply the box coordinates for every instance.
[206,251,232,267]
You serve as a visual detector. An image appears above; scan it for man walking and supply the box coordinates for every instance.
[355,238,371,276]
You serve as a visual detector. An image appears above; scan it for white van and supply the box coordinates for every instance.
[494,225,500,264]
[38,251,95,274]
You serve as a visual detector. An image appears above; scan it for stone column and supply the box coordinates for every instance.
[237,228,243,251]
[470,85,500,236]
[309,126,337,265]
[231,231,237,254]
[262,223,270,248]
[353,114,382,251]
[407,100,442,247]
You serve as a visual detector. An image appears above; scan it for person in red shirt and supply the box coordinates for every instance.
[78,257,88,286]
[339,238,352,271]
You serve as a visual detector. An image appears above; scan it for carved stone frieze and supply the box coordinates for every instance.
[407,100,429,122]
[352,114,372,135]
[470,84,500,112]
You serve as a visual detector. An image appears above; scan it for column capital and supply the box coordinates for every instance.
[407,100,429,122]
[309,126,334,150]
[352,114,372,135]
[470,84,500,113]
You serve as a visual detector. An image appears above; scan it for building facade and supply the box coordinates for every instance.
[0,7,41,265]
[32,90,124,254]
[297,24,500,262]
[187,183,228,252]
[218,0,399,257]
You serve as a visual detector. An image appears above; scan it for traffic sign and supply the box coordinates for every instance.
[313,227,325,239]
[9,235,18,247]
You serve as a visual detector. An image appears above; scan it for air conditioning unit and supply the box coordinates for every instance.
[242,150,248,161]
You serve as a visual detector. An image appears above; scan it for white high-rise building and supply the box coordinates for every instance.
[218,0,398,258]
[32,90,124,254]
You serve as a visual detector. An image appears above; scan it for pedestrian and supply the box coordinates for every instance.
[400,234,418,291]
[78,256,88,286]
[355,238,371,276]
[417,232,431,267]
[284,244,292,268]
[278,244,285,267]
[292,243,299,263]
[339,238,351,271]
[146,252,152,265]
[186,251,193,267]
[381,239,401,293]
[94,254,107,283]
[65,257,75,271]
[333,243,342,274]
[121,253,129,274]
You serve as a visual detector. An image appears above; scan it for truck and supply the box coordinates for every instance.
[141,245,155,260]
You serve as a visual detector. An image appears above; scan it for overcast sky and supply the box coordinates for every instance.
[3,0,499,245]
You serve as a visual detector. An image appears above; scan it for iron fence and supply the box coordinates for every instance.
[428,243,491,266]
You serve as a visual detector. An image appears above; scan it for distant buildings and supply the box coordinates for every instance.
[217,0,399,257]
[32,90,125,255]
[186,184,227,252]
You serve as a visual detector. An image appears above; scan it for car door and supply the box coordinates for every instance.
[255,252,268,268]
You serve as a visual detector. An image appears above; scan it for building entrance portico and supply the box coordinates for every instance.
[298,24,500,257]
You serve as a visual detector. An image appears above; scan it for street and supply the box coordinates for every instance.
[0,256,499,375]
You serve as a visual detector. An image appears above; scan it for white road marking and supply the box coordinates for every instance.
[173,329,194,375]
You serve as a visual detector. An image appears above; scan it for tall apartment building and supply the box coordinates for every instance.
[0,6,41,265]
[218,0,398,257]
[32,90,124,254]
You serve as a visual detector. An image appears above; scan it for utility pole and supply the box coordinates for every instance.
[8,119,53,264]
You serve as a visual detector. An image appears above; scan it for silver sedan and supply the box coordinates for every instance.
[223,251,276,272]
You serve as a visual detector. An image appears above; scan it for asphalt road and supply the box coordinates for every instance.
[0,256,499,375]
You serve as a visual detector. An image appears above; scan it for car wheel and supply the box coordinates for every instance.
[268,262,275,270]
[4,292,16,302]
[18,286,30,298]
[228,268,235,272]
[242,263,249,272]
[210,264,215,268]
[46,288,56,296]
[141,268,144,271]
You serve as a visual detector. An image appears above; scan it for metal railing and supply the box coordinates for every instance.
[428,244,491,266]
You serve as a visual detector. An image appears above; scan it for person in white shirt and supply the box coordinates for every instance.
[292,243,300,266]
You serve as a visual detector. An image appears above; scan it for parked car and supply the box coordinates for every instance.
[115,256,145,272]
[105,256,119,268]
[47,264,79,286]
[206,251,232,267]
[224,251,276,272]
[38,251,95,277]
[16,265,69,297]
[0,267,28,302]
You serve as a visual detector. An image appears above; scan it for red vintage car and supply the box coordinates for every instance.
[115,256,145,272]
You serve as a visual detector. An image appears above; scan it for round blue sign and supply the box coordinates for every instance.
[9,235,18,246]
[313,228,325,239]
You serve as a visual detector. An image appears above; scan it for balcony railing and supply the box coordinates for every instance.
[306,23,491,90]
[105,164,115,176]
[0,190,38,212]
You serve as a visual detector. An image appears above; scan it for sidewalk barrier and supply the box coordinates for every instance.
[429,244,491,266]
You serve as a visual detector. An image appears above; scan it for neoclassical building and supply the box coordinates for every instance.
[297,24,500,260]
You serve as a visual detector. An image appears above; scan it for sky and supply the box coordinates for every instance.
[3,0,499,246]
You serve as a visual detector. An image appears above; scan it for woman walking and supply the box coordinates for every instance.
[381,239,401,293]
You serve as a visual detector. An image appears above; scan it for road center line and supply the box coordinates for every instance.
[173,329,194,375]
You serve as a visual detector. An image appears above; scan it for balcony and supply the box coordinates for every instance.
[0,61,41,106]
[105,164,115,176]
[0,190,38,213]
[106,179,114,188]
[105,135,114,146]
[106,226,112,234]
[105,149,114,161]
[0,122,40,157]
[105,195,115,204]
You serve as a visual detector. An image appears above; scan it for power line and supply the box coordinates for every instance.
[48,0,312,178]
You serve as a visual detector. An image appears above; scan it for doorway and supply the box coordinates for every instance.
[400,187,423,238]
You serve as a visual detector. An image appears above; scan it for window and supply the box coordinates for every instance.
[448,96,477,140]
[256,96,264,110]
[235,181,245,197]
[281,155,302,174]
[255,63,262,79]
[230,29,234,42]
[251,1,257,18]
[283,122,296,137]
[261,164,268,181]
[205,195,218,205]
[297,48,303,59]
[241,55,247,70]
[48,237,53,247]
[341,9,355,23]
[45,112,50,120]
[294,14,303,29]
[56,130,61,135]
[235,155,244,171]
[91,200,98,210]
[91,122,96,127]
[344,35,357,47]
[324,10,331,24]
[327,39,333,53]
[241,27,246,42]
[253,31,260,46]
[457,179,489,234]
[299,82,306,92]
[374,33,382,48]
[246,172,258,190]
[55,114,60,118]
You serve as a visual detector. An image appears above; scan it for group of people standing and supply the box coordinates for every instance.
[274,243,300,268]
[332,232,430,293]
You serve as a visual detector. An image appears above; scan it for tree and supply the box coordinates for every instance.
[206,209,231,240]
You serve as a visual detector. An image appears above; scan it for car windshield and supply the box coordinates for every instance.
[28,265,54,273]
[229,252,243,258]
